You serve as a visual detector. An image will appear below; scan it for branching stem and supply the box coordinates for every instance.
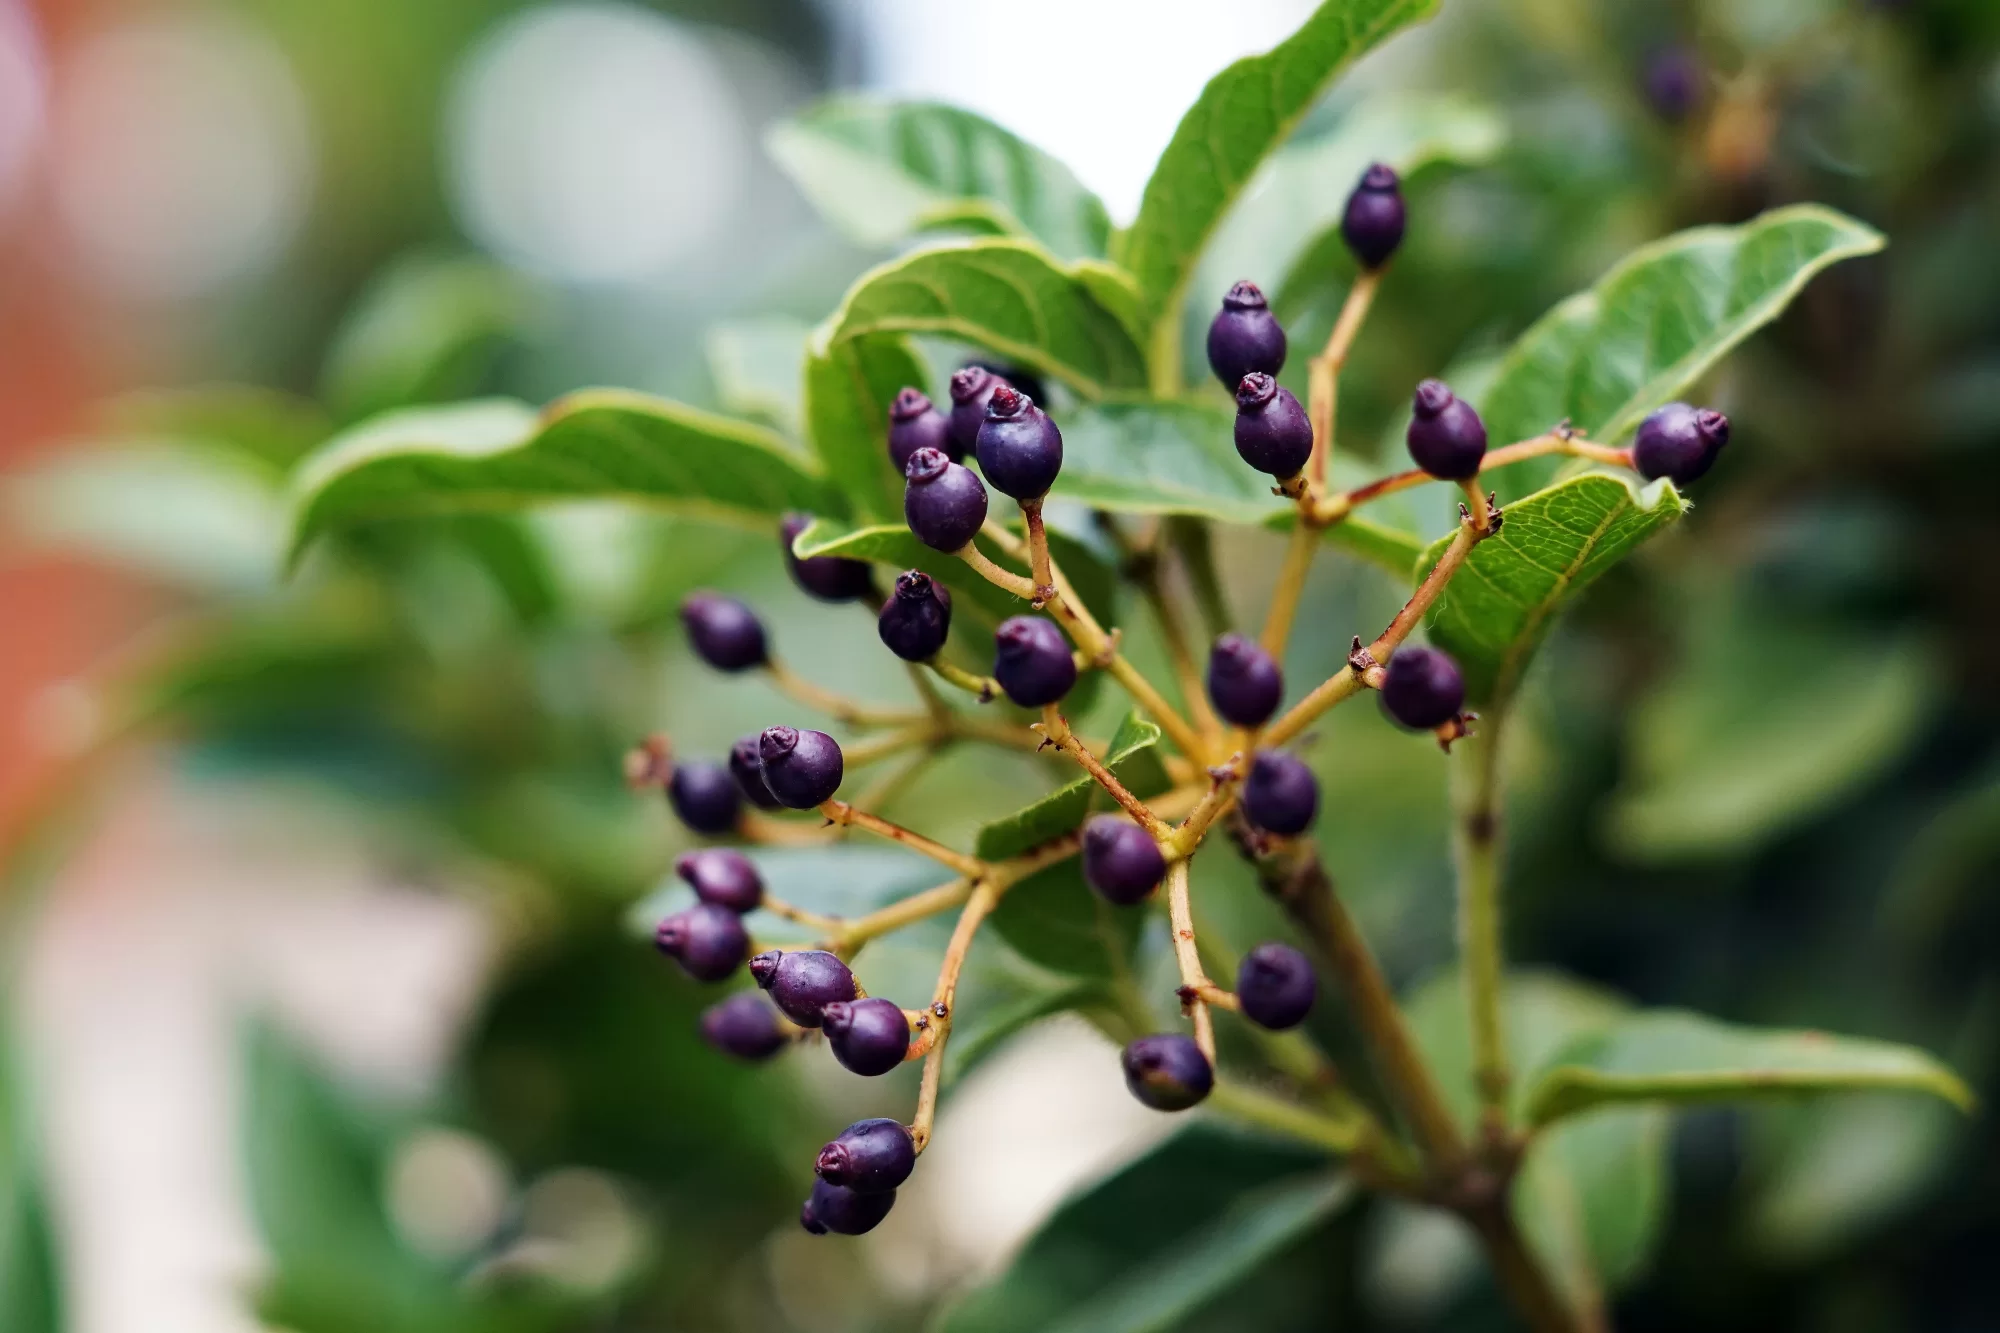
[817,801,987,879]
[1164,857,1217,1062]
[1306,269,1381,490]
[1036,706,1170,836]
[765,659,924,728]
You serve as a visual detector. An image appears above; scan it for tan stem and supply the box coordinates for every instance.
[1306,269,1380,489]
[817,801,986,879]
[1164,858,1217,1062]
[1037,706,1170,836]
[1452,718,1512,1128]
[1021,496,1056,604]
[909,877,1002,1151]
[1260,519,1320,657]
[764,659,924,728]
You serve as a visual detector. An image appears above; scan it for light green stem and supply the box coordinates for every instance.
[1451,717,1511,1128]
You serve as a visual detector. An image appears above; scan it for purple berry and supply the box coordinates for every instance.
[1206,633,1284,727]
[1643,45,1704,122]
[800,1178,896,1236]
[969,361,1047,408]
[822,997,911,1077]
[1380,645,1465,731]
[675,847,764,914]
[729,734,782,811]
[749,948,857,1027]
[946,365,1006,458]
[1406,379,1487,480]
[680,592,768,672]
[1121,1034,1214,1111]
[758,725,844,808]
[877,570,953,662]
[780,513,874,603]
[1243,750,1318,836]
[904,447,990,553]
[1233,373,1314,478]
[1632,402,1730,486]
[1206,280,1288,390]
[975,385,1064,500]
[654,902,749,982]
[667,761,742,835]
[816,1118,916,1193]
[888,387,956,469]
[992,616,1076,707]
[1236,942,1316,1031]
[700,992,790,1060]
[1081,816,1167,905]
[1341,163,1406,270]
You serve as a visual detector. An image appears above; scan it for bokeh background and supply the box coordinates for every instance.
[2,0,1998,1330]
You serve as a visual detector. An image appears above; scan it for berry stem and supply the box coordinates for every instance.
[817,801,988,879]
[1164,857,1218,1062]
[1305,268,1381,491]
[1036,706,1171,837]
[1205,1080,1371,1154]
[1020,496,1057,604]
[763,659,927,728]
[1260,519,1320,659]
[910,875,1001,1152]
[830,878,973,956]
[1460,479,1494,534]
[1311,429,1634,525]
[955,542,1040,600]
[760,896,845,931]
[927,658,1001,702]
[1451,719,1513,1132]
[1162,754,1245,858]
[737,810,838,846]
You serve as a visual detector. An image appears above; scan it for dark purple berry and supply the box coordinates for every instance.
[1233,373,1314,478]
[1642,45,1704,122]
[1206,280,1288,390]
[975,385,1064,499]
[680,592,768,672]
[1632,402,1730,486]
[888,387,956,469]
[1341,163,1406,270]
[947,365,1006,457]
[1243,750,1318,836]
[1081,815,1167,905]
[654,903,749,982]
[1121,1034,1214,1111]
[1206,633,1284,727]
[675,847,763,914]
[992,616,1076,707]
[729,734,782,811]
[800,1178,896,1236]
[700,992,790,1060]
[816,1118,916,1193]
[877,570,953,662]
[1236,942,1317,1031]
[780,513,874,603]
[1406,379,1487,480]
[968,361,1047,409]
[667,761,742,835]
[1380,645,1465,731]
[904,447,990,553]
[822,997,911,1077]
[758,725,844,808]
[749,948,857,1027]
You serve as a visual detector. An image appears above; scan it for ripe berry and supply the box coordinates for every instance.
[976,385,1064,499]
[1243,750,1319,835]
[749,948,857,1027]
[992,616,1076,707]
[729,734,782,811]
[822,998,911,1077]
[654,903,749,982]
[700,992,790,1060]
[1341,163,1406,270]
[1236,942,1317,1031]
[904,447,990,553]
[1406,379,1488,480]
[877,570,953,662]
[1233,373,1314,478]
[680,592,768,672]
[1121,1034,1214,1112]
[667,761,742,835]
[758,725,844,808]
[780,513,874,603]
[946,365,1006,457]
[1380,645,1465,731]
[1206,633,1284,727]
[800,1178,896,1236]
[1206,280,1288,390]
[816,1118,916,1193]
[1632,402,1730,485]
[888,387,956,469]
[1081,815,1167,905]
[676,847,763,914]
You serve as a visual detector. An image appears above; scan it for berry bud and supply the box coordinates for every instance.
[1206,280,1288,390]
[877,570,953,662]
[1632,402,1730,486]
[947,365,1007,457]
[680,592,768,672]
[1642,45,1704,122]
[1233,373,1314,478]
[976,385,1064,500]
[700,992,790,1060]
[1236,942,1317,1031]
[822,997,912,1077]
[1341,163,1406,270]
[675,847,764,914]
[1405,379,1487,480]
[1380,645,1465,731]
[729,734,782,811]
[888,387,956,469]
[800,1178,896,1236]
[904,447,990,553]
[1242,750,1318,836]
[667,761,742,835]
[1121,1034,1214,1111]
[1081,815,1167,905]
[992,616,1077,707]
[654,903,749,982]
[1206,633,1284,727]
[750,948,857,1027]
[780,513,874,603]
[816,1118,916,1193]
[758,725,844,808]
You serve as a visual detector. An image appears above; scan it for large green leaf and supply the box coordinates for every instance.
[706,315,812,440]
[803,329,931,521]
[767,99,1112,261]
[976,712,1170,861]
[0,1011,60,1333]
[823,239,1149,398]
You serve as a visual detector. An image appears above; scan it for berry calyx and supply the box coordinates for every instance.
[680,592,768,672]
[758,725,844,808]
[749,948,858,1027]
[654,903,749,982]
[888,387,956,469]
[1206,633,1284,727]
[667,761,742,835]
[700,992,790,1060]
[1233,373,1314,478]
[816,1118,916,1193]
[877,570,953,662]
[946,364,1007,457]
[821,997,912,1077]
[1242,750,1319,835]
[1380,645,1465,731]
[800,1178,896,1236]
[1121,1034,1214,1111]
[729,734,782,811]
[975,385,1064,500]
[780,513,874,603]
[675,847,763,914]
[1632,402,1730,485]
[1405,379,1488,480]
[1236,942,1317,1031]
[1341,163,1406,270]
[903,447,990,553]
[1206,280,1288,390]
[1081,815,1167,905]
[992,616,1077,707]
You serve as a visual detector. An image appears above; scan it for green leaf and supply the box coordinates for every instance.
[0,1013,61,1333]
[989,861,1140,980]
[1524,1010,1974,1127]
[824,239,1149,398]
[103,384,332,474]
[286,392,841,567]
[1745,1093,1962,1262]
[706,315,811,439]
[767,98,1112,261]
[803,329,931,521]
[793,518,1021,624]
[976,711,1169,861]
[1419,472,1687,707]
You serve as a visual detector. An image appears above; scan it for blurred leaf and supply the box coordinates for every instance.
[989,860,1141,980]
[976,711,1169,861]
[803,330,931,522]
[0,1014,61,1333]
[793,518,1023,625]
[767,99,1113,261]
[1745,1093,1962,1262]
[103,384,332,474]
[706,316,811,440]
[944,977,1113,1086]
